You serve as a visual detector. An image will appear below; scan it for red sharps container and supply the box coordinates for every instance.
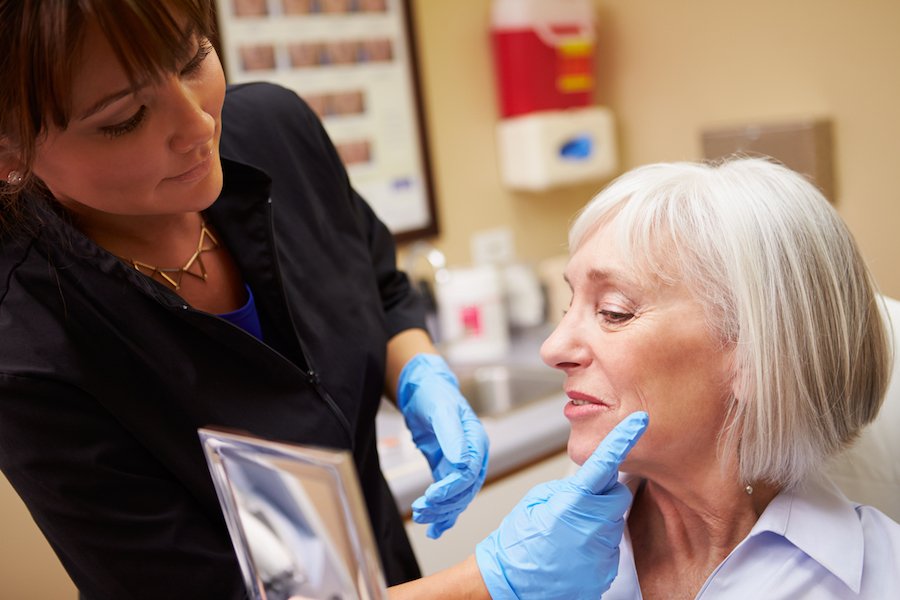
[490,0,596,119]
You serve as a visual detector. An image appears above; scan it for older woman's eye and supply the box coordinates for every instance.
[598,310,633,324]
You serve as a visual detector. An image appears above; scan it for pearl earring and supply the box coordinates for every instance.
[6,170,23,185]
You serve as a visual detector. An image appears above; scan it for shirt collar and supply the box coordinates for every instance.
[749,472,864,594]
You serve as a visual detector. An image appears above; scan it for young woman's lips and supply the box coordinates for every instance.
[167,155,212,183]
[563,390,612,419]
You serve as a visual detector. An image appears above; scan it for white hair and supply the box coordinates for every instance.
[570,157,891,489]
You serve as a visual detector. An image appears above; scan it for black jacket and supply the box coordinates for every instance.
[0,82,423,599]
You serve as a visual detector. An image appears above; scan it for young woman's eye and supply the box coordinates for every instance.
[100,106,147,138]
[598,310,634,325]
[181,39,213,76]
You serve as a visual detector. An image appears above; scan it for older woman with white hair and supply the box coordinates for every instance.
[530,156,900,598]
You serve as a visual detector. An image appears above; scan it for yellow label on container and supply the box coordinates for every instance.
[556,36,594,94]
[558,38,593,58]
[558,74,593,93]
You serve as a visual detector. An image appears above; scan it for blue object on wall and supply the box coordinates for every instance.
[559,134,594,160]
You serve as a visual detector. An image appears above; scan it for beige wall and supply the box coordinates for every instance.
[4,2,900,596]
[0,473,76,597]
[407,0,900,297]
[405,0,601,268]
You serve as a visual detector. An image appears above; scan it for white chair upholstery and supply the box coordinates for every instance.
[827,295,900,522]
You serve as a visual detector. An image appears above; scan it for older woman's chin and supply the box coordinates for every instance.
[567,437,595,466]
[567,427,644,473]
[567,421,621,466]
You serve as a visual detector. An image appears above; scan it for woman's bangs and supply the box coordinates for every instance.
[89,0,213,92]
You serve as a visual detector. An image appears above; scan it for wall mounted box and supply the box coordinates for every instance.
[701,118,835,202]
[490,0,597,118]
[496,106,618,191]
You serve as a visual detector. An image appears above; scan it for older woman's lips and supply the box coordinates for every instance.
[564,390,611,419]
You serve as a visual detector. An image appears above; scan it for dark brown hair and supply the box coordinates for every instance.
[0,0,215,225]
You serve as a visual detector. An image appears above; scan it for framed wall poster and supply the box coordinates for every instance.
[215,0,439,241]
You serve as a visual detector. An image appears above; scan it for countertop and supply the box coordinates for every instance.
[376,325,571,513]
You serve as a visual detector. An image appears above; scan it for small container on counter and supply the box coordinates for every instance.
[435,265,510,364]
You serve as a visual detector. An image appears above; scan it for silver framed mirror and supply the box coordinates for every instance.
[199,428,388,600]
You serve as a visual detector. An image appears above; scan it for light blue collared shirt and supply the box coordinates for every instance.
[605,474,900,599]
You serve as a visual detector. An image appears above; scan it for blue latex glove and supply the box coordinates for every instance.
[475,411,649,600]
[397,353,490,539]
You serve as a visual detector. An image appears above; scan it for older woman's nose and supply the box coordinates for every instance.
[540,312,590,371]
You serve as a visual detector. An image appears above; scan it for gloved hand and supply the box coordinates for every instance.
[475,411,649,600]
[397,353,490,539]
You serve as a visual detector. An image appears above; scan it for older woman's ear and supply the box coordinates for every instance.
[722,345,743,397]
[723,352,748,429]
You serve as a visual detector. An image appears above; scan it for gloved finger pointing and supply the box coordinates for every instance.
[570,411,649,494]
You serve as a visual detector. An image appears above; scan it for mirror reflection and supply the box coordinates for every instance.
[199,428,388,600]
